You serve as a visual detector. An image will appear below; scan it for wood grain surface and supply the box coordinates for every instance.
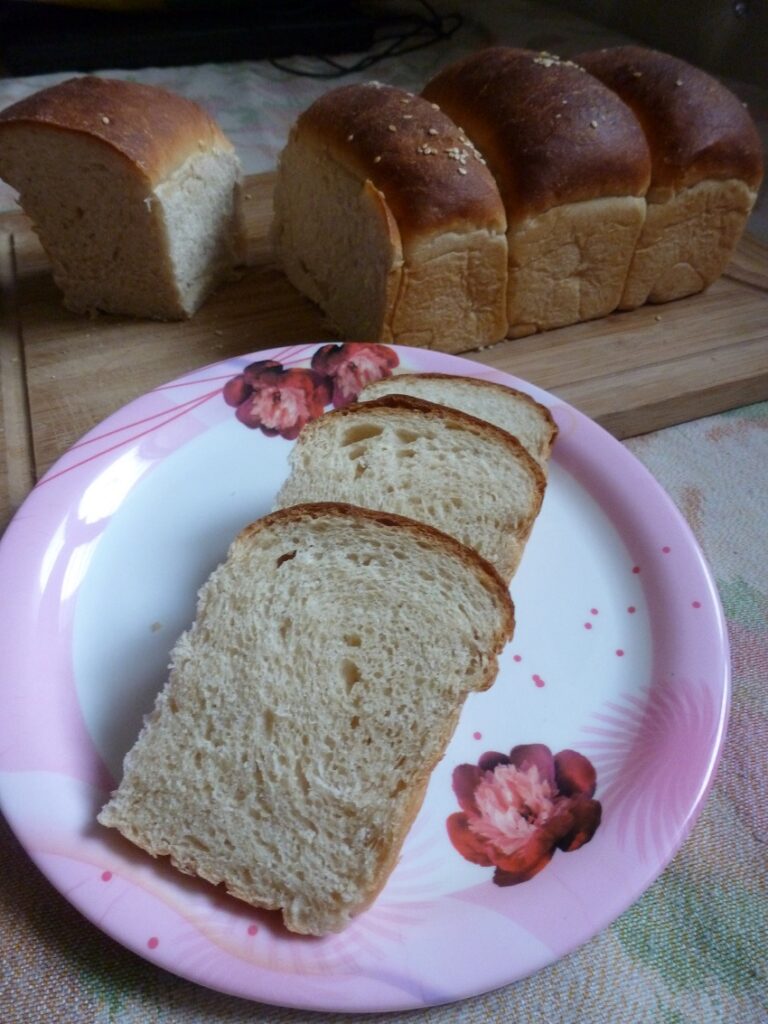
[1,170,766,530]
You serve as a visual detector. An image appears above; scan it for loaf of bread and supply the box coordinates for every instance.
[576,45,764,308]
[98,503,515,935]
[0,76,246,319]
[271,81,509,352]
[360,372,557,471]
[422,47,653,337]
[274,395,545,581]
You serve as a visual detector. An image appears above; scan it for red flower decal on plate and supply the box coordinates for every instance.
[223,343,399,437]
[311,342,400,408]
[447,744,602,886]
[223,360,331,440]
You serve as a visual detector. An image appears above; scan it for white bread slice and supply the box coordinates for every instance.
[0,76,245,319]
[274,396,546,581]
[98,503,514,936]
[360,372,557,470]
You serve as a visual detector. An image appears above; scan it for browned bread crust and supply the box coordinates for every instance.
[291,81,507,240]
[0,75,234,185]
[422,47,651,220]
[366,371,558,442]
[575,46,764,194]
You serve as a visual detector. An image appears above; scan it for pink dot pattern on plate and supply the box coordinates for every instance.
[532,674,545,688]
[590,608,599,615]
[513,654,522,662]
[616,649,625,657]
[693,600,701,609]
[247,924,259,936]
[473,731,482,740]
[101,871,112,882]
[662,546,671,553]
[628,606,636,614]
[147,937,159,950]
[632,565,641,574]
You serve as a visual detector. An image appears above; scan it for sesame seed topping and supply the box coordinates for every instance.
[675,79,683,86]
[101,115,110,124]
[373,155,382,163]
[632,70,643,78]
[590,119,598,128]
[387,124,397,132]
[347,133,354,141]
[402,114,413,119]
[427,127,439,136]
[458,166,468,175]
[430,102,439,110]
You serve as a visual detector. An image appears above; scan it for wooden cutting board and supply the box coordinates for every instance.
[1,169,767,530]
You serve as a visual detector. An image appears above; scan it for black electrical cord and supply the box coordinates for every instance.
[269,0,463,78]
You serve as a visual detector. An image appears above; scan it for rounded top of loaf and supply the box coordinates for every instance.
[0,75,234,186]
[576,46,764,192]
[422,46,652,219]
[290,81,507,239]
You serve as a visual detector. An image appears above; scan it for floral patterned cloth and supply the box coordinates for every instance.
[0,2,766,1021]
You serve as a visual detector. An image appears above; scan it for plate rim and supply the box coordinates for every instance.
[0,342,730,1012]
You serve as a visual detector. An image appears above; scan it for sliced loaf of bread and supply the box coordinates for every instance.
[360,372,557,470]
[98,503,514,935]
[0,76,245,319]
[274,396,546,581]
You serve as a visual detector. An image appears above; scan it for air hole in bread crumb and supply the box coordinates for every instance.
[350,715,360,729]
[341,424,383,445]
[395,428,420,443]
[353,461,367,479]
[295,762,310,795]
[276,549,297,568]
[263,708,275,738]
[168,697,179,714]
[341,659,361,691]
[390,779,407,797]
[343,633,362,647]
[396,449,416,459]
[279,617,292,639]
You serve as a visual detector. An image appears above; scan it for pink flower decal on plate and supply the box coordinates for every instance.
[223,343,399,437]
[223,360,331,441]
[311,342,400,408]
[447,744,602,886]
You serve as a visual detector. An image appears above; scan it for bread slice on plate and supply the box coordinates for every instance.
[0,75,245,319]
[360,372,558,470]
[274,395,546,581]
[98,503,514,936]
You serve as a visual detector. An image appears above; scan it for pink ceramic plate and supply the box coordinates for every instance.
[0,343,729,1013]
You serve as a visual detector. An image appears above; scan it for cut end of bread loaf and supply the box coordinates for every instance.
[271,82,509,352]
[360,372,558,469]
[0,76,246,320]
[274,396,546,581]
[98,503,514,935]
